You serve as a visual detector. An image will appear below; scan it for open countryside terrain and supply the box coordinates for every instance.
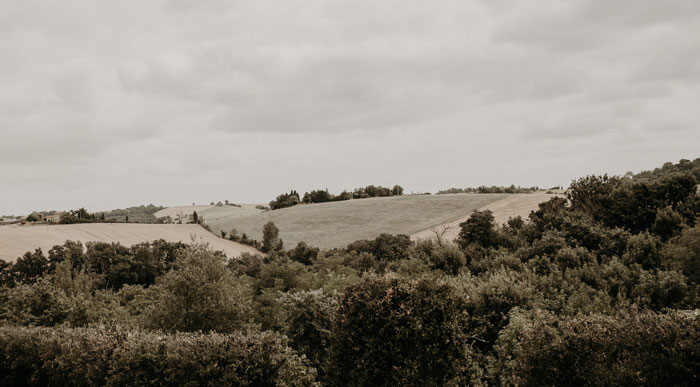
[411,190,564,242]
[154,205,262,222]
[0,223,260,262]
[206,193,510,249]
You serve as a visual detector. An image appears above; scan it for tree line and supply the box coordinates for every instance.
[269,185,404,210]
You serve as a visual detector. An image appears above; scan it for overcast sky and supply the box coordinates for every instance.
[2,0,699,215]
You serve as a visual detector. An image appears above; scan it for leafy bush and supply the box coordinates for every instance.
[504,311,700,386]
[0,325,318,386]
[329,274,472,386]
[145,245,252,333]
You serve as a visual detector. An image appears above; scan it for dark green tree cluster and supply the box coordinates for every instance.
[634,157,700,182]
[269,190,301,210]
[352,184,403,198]
[271,185,404,209]
[437,185,540,194]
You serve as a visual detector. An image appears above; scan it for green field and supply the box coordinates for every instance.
[205,194,507,249]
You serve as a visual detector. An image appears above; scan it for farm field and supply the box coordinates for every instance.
[411,190,563,242]
[154,205,262,222]
[0,223,259,262]
[206,193,508,249]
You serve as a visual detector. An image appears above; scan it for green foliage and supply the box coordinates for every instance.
[0,325,318,387]
[11,248,48,284]
[270,190,301,210]
[262,221,283,253]
[651,206,685,241]
[505,311,700,386]
[412,239,466,275]
[289,241,319,265]
[329,274,472,386]
[352,184,403,198]
[279,289,338,380]
[145,245,252,333]
[622,231,662,269]
[347,233,413,263]
[663,223,700,284]
[457,210,499,249]
[437,185,539,194]
[302,189,332,204]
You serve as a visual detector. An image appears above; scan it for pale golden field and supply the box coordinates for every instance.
[410,191,564,242]
[0,223,260,262]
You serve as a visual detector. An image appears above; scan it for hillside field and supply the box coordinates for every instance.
[206,193,509,249]
[410,190,563,241]
[154,205,262,222]
[0,223,260,262]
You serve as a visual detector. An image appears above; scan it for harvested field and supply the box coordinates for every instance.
[0,223,260,262]
[207,194,507,249]
[153,205,215,219]
[411,191,565,242]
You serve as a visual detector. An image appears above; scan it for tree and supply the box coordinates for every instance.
[146,245,252,333]
[391,185,404,196]
[288,241,319,265]
[651,206,684,241]
[262,221,283,253]
[192,211,198,224]
[457,210,498,249]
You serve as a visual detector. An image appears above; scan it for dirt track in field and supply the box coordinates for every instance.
[0,223,260,262]
[411,191,564,242]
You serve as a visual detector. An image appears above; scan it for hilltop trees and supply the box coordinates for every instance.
[269,191,301,210]
[270,185,404,210]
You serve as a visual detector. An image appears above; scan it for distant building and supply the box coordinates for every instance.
[44,212,65,223]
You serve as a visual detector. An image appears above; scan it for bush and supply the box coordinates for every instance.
[279,289,338,380]
[346,233,412,263]
[506,311,700,386]
[0,325,318,386]
[145,245,252,333]
[457,210,499,249]
[288,241,319,265]
[329,274,472,386]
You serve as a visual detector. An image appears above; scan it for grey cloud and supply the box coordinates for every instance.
[1,0,700,214]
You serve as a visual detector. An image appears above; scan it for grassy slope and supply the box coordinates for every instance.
[206,194,508,249]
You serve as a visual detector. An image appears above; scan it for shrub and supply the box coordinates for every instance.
[329,274,472,386]
[457,210,499,249]
[507,311,700,386]
[145,245,252,333]
[279,289,338,380]
[346,233,412,262]
[288,241,319,265]
[0,325,318,386]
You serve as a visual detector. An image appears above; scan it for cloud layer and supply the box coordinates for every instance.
[1,0,699,214]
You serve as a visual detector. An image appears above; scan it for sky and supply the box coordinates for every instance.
[1,0,699,215]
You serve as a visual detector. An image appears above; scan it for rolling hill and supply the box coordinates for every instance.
[205,193,510,249]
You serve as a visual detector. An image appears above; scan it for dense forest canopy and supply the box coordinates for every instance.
[1,159,699,386]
